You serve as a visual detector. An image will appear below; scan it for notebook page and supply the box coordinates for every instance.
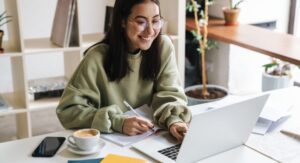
[101,104,159,147]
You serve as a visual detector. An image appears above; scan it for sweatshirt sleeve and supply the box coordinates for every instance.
[152,36,192,129]
[56,51,126,133]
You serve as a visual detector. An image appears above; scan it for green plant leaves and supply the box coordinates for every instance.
[231,0,245,9]
[0,11,12,28]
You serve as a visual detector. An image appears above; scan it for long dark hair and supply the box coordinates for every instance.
[101,0,162,81]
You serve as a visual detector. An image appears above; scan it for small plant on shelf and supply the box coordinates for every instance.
[261,58,299,92]
[228,0,244,9]
[0,10,12,53]
[223,0,245,25]
[263,58,292,77]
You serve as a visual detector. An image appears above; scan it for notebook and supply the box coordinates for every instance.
[101,154,146,163]
[68,158,103,163]
[133,94,269,163]
[100,104,161,147]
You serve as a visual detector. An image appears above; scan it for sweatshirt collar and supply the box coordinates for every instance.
[128,50,142,59]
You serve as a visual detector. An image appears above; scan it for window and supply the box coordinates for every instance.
[290,0,300,85]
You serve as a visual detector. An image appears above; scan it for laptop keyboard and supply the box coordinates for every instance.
[158,144,181,160]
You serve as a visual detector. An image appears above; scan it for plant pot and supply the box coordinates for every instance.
[222,7,240,26]
[0,30,4,53]
[262,73,293,92]
[185,84,228,106]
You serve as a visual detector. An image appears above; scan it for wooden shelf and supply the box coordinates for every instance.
[27,97,60,111]
[0,93,26,116]
[0,52,22,58]
[0,109,27,116]
[23,38,81,53]
[186,18,300,66]
[82,33,105,49]
[2,93,24,109]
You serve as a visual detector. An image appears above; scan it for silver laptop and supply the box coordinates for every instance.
[133,94,269,163]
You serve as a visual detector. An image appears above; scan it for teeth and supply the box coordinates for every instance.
[141,36,151,41]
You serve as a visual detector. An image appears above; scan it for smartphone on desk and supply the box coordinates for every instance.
[32,137,66,157]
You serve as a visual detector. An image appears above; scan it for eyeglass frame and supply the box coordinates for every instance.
[127,16,165,32]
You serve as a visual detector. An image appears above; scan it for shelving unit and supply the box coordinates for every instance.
[0,0,186,140]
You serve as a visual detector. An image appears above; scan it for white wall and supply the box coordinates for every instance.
[77,0,106,34]
[209,0,290,32]
[0,57,13,92]
[207,0,291,95]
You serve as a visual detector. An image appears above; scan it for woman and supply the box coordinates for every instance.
[56,0,191,142]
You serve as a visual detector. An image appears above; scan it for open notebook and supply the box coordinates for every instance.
[100,104,161,147]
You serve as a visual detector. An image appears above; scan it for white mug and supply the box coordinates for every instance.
[68,128,100,151]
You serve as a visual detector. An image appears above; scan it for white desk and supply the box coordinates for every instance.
[0,130,276,163]
[1,87,299,163]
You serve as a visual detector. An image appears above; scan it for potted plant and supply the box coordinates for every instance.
[0,11,12,53]
[262,58,295,92]
[223,0,244,25]
[185,0,228,105]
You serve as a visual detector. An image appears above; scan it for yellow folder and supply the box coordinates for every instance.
[101,154,146,163]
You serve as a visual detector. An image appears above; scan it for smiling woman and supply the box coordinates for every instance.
[56,0,191,142]
[123,1,163,53]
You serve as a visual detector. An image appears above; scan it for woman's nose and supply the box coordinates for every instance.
[144,23,155,35]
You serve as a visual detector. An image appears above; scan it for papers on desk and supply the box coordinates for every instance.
[252,88,296,135]
[247,129,300,163]
[101,104,161,147]
[247,87,300,163]
[252,104,292,135]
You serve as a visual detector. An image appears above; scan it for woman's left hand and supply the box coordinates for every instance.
[169,122,188,142]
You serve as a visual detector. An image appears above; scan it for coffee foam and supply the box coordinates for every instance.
[74,129,98,137]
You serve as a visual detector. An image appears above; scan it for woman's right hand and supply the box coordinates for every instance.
[122,116,154,136]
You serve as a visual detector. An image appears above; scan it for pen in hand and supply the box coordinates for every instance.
[123,101,155,132]
[123,100,143,117]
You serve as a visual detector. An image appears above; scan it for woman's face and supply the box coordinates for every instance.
[124,1,162,53]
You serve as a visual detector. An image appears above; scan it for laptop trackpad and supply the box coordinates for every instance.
[132,131,178,162]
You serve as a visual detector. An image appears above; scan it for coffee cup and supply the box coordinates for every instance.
[68,128,100,151]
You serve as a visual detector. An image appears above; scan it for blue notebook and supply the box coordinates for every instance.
[68,158,103,163]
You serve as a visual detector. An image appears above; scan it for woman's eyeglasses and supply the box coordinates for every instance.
[128,18,165,32]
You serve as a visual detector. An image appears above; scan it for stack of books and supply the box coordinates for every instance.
[68,154,146,163]
[28,76,68,101]
[51,0,79,47]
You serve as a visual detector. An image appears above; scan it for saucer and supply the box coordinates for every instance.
[67,140,106,155]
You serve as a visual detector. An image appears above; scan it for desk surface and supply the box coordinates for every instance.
[2,87,300,163]
[0,131,276,163]
[186,18,300,66]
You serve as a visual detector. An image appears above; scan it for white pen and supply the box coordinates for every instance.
[123,100,143,117]
[123,100,155,131]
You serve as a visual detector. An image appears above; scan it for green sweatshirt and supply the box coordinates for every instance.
[56,35,191,133]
